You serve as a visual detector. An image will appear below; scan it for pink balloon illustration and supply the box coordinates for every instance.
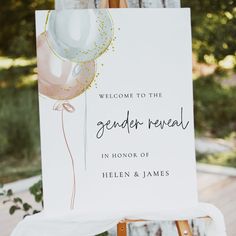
[37,32,96,209]
[37,32,96,100]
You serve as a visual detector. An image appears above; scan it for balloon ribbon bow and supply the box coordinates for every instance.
[53,101,75,113]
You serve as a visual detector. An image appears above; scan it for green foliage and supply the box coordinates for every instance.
[197,151,236,168]
[13,197,23,204]
[9,205,21,215]
[193,76,236,137]
[2,180,110,234]
[29,179,43,204]
[0,157,41,184]
[0,0,54,58]
[0,0,235,66]
[2,180,43,217]
[7,189,13,197]
[0,63,36,88]
[0,87,39,160]
[96,232,109,236]
[182,0,236,65]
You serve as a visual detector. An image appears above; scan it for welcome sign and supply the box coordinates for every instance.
[36,8,198,217]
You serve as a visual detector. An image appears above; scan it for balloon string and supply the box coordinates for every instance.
[61,109,76,210]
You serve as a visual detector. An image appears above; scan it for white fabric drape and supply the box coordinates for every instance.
[11,203,227,236]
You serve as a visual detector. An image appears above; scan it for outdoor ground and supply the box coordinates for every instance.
[1,168,236,236]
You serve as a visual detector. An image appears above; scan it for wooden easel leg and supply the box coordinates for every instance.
[117,222,127,236]
[175,220,192,236]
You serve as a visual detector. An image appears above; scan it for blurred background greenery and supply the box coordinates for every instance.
[0,0,235,184]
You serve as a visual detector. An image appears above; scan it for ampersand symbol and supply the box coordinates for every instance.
[134,171,139,177]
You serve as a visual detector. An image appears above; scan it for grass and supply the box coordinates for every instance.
[0,86,40,184]
[0,157,41,184]
[0,88,40,159]
[197,151,236,168]
[0,57,40,184]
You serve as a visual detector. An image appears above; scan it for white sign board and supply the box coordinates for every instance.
[36,8,198,218]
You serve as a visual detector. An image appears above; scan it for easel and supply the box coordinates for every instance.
[99,0,193,235]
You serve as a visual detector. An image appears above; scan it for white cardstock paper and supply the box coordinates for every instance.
[36,8,198,218]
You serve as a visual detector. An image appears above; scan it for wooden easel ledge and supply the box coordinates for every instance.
[99,0,193,235]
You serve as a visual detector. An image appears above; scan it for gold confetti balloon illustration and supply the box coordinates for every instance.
[37,33,96,100]
[46,9,114,63]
